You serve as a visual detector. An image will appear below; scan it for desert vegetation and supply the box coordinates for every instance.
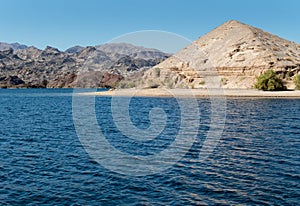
[293,74,300,90]
[254,70,286,91]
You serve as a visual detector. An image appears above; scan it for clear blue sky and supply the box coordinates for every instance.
[0,0,299,52]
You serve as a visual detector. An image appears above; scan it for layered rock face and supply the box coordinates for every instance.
[0,43,168,88]
[139,20,300,89]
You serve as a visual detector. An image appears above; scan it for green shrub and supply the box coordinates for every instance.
[111,81,119,88]
[293,74,300,90]
[254,70,286,91]
[127,81,136,88]
[221,78,228,85]
[118,81,127,89]
[163,77,174,89]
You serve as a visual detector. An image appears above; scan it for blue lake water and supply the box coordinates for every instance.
[0,89,299,205]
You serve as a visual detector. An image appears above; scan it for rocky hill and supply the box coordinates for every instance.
[135,20,300,89]
[0,43,169,88]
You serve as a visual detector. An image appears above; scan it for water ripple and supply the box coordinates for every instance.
[0,90,299,205]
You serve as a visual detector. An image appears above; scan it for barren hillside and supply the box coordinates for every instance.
[137,20,300,89]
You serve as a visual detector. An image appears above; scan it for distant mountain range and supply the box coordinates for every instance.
[0,42,28,51]
[0,42,169,88]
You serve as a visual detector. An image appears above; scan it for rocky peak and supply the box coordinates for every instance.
[9,43,28,50]
[41,46,61,56]
[193,20,300,69]
[138,20,300,89]
[77,46,97,57]
[14,46,42,60]
[65,45,84,53]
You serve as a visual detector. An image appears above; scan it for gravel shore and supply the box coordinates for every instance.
[83,88,300,98]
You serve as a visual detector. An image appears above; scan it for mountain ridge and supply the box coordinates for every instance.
[0,42,169,88]
[0,42,28,51]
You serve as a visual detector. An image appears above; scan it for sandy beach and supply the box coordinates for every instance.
[82,88,300,98]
